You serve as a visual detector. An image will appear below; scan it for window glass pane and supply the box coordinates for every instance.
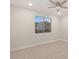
[44,16,51,32]
[35,16,52,33]
[35,16,43,23]
[35,16,44,33]
[44,16,51,22]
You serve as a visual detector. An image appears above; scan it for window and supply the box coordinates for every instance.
[35,16,52,33]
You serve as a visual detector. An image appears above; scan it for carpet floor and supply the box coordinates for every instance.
[11,40,68,59]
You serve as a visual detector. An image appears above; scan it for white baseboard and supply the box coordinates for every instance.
[11,39,68,52]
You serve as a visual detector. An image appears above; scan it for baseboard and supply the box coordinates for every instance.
[11,39,68,52]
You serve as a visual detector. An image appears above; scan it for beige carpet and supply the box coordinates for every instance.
[11,40,68,59]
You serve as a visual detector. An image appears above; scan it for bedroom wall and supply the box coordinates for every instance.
[11,5,60,49]
[59,16,68,40]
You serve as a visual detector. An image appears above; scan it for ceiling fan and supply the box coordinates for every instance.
[48,0,68,9]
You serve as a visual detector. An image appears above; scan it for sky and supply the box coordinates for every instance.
[35,16,51,23]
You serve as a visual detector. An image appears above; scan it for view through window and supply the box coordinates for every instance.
[35,16,52,33]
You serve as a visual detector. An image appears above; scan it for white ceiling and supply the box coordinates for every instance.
[11,0,68,16]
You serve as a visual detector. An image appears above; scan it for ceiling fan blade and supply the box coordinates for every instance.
[49,0,56,5]
[61,0,67,4]
[61,6,68,9]
[48,6,56,8]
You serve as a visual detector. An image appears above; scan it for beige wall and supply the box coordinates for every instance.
[11,6,60,49]
[59,16,68,40]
